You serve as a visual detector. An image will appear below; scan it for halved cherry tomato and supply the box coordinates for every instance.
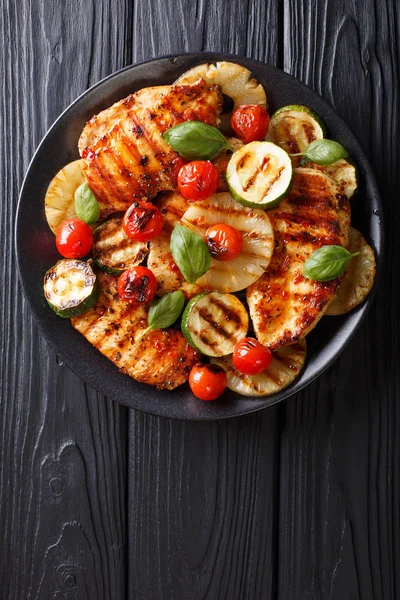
[189,363,227,401]
[117,266,158,304]
[122,201,163,242]
[177,161,220,201]
[233,338,272,375]
[56,218,93,258]
[205,223,243,261]
[231,105,270,143]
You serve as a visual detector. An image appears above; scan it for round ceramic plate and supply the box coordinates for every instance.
[15,53,383,420]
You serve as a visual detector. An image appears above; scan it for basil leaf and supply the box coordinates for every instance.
[148,291,185,330]
[162,121,229,160]
[303,245,355,282]
[304,139,349,165]
[170,225,211,283]
[75,183,100,223]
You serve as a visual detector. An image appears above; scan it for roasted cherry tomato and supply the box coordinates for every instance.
[205,223,243,261]
[56,218,93,258]
[117,266,158,304]
[122,201,164,242]
[233,338,272,375]
[177,161,220,201]
[231,105,270,143]
[189,363,227,401]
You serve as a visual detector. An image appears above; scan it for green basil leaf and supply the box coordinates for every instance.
[170,225,211,283]
[162,121,229,160]
[148,291,185,330]
[303,245,355,282]
[304,139,349,165]
[75,183,100,224]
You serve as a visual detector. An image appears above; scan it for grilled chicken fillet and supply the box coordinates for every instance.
[247,168,351,349]
[79,80,223,216]
[71,272,199,390]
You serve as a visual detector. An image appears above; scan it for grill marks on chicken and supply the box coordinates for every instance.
[246,168,351,349]
[79,81,223,216]
[70,272,199,390]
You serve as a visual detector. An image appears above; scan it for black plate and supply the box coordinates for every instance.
[15,53,383,420]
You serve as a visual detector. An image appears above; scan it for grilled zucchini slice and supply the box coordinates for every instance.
[327,228,376,315]
[267,105,325,166]
[93,217,148,275]
[44,259,99,318]
[226,141,292,209]
[211,340,307,396]
[175,61,267,134]
[181,292,248,357]
[181,192,274,292]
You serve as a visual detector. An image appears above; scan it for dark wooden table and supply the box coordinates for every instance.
[1,1,399,598]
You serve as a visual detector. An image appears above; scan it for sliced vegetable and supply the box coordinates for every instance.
[93,217,148,275]
[327,228,376,315]
[170,225,211,284]
[181,291,248,357]
[232,338,272,375]
[189,363,227,401]
[162,121,229,160]
[122,201,164,242]
[303,245,359,282]
[211,340,307,397]
[226,141,292,209]
[44,259,99,318]
[177,160,220,200]
[117,266,158,304]
[267,105,325,163]
[74,182,100,224]
[181,192,274,292]
[175,61,267,134]
[56,218,93,258]
[231,104,270,143]
[205,223,243,261]
[45,159,88,234]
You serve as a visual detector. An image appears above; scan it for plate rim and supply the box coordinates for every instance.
[15,51,384,421]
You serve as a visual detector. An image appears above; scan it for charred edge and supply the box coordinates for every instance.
[208,297,243,325]
[198,308,231,339]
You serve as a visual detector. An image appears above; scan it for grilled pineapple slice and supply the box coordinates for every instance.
[44,160,87,234]
[327,227,376,315]
[181,192,274,293]
[176,62,267,133]
[308,159,358,199]
[211,339,307,397]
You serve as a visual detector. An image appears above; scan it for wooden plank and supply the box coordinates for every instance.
[0,1,131,598]
[279,1,400,598]
[128,2,283,599]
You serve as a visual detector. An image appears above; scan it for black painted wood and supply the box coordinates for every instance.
[1,1,399,599]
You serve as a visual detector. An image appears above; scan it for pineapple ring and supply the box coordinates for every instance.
[181,192,274,293]
[327,227,376,315]
[175,62,267,134]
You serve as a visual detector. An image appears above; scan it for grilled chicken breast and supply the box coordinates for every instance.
[79,80,223,216]
[71,272,199,390]
[247,168,351,349]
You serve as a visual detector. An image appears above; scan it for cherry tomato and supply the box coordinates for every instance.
[117,266,158,304]
[233,338,272,375]
[177,161,220,201]
[56,218,93,258]
[205,223,243,261]
[189,363,227,401]
[122,201,164,242]
[231,105,270,143]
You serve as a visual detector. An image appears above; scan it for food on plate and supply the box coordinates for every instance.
[71,272,199,390]
[181,291,249,356]
[189,363,227,401]
[93,217,148,275]
[211,339,307,397]
[327,227,376,315]
[226,141,293,208]
[56,218,93,258]
[246,169,351,349]
[44,259,99,318]
[43,60,376,400]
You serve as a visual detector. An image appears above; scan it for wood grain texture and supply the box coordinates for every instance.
[0,1,129,598]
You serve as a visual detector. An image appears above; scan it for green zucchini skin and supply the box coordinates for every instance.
[93,217,148,275]
[44,259,100,318]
